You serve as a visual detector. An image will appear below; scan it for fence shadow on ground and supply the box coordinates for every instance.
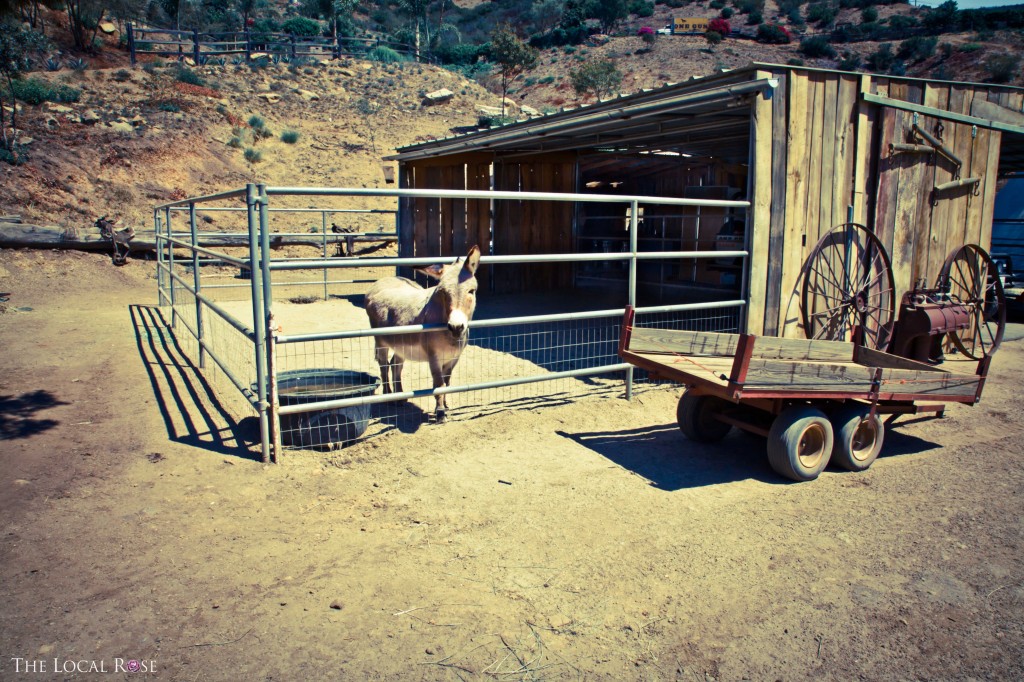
[558,424,781,490]
[130,304,260,461]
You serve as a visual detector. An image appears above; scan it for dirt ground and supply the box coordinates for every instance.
[1,248,1023,681]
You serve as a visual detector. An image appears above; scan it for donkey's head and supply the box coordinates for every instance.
[416,245,481,340]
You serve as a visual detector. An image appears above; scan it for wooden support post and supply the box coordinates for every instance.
[192,29,200,64]
[619,305,636,357]
[245,28,251,60]
[127,22,136,66]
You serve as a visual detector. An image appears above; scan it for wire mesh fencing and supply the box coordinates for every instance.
[154,184,751,461]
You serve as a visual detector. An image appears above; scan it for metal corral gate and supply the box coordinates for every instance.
[154,185,751,462]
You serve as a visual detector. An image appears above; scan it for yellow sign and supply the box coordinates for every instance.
[673,17,710,34]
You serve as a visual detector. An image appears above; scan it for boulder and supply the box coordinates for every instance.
[520,104,541,117]
[257,93,281,103]
[81,109,101,124]
[297,89,320,101]
[477,105,504,117]
[422,88,454,106]
[99,21,117,34]
[44,103,73,114]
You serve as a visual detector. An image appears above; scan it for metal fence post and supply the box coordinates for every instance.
[154,209,164,304]
[322,210,329,301]
[165,206,176,329]
[256,184,281,461]
[246,184,271,464]
[626,199,639,401]
[189,201,206,369]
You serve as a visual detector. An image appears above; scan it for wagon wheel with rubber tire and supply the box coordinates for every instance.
[801,223,896,350]
[938,244,1006,360]
[676,392,732,443]
[766,405,834,482]
[830,404,884,472]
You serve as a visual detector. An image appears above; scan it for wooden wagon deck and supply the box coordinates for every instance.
[619,312,986,406]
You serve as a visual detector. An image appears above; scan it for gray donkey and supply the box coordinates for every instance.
[364,245,481,423]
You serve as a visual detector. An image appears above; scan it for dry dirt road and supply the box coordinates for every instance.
[1,250,1022,681]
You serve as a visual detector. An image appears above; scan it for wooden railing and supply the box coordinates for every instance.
[126,23,430,65]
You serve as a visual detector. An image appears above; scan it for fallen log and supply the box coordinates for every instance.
[0,224,351,252]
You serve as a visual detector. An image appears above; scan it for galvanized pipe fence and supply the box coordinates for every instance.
[155,184,750,463]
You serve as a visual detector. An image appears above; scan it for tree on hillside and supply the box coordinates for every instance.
[590,0,629,34]
[923,0,959,34]
[65,0,106,50]
[489,24,538,117]
[569,58,622,101]
[0,20,48,161]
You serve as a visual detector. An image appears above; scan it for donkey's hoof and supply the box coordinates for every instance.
[435,409,447,424]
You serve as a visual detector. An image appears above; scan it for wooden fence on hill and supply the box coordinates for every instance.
[126,23,430,66]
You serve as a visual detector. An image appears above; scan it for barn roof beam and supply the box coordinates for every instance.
[496,113,750,159]
[388,78,777,161]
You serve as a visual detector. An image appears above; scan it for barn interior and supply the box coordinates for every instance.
[390,70,770,307]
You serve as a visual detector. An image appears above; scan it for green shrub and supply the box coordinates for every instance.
[628,0,655,17]
[280,129,300,144]
[985,54,1020,83]
[174,66,204,86]
[800,36,836,58]
[787,57,805,66]
[867,43,895,72]
[247,114,265,129]
[113,69,132,82]
[367,46,404,63]
[838,51,862,70]
[157,101,180,112]
[280,16,322,37]
[244,147,263,163]
[898,36,937,63]
[11,77,80,105]
[959,42,982,53]
[861,6,878,23]
[756,23,791,44]
[806,2,837,27]
[227,136,243,148]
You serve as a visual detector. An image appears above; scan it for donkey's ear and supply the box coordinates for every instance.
[463,245,481,276]
[415,264,446,280]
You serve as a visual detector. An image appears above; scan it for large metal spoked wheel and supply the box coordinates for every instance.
[766,405,834,482]
[676,392,733,443]
[801,223,896,350]
[939,244,1006,360]
[830,404,884,472]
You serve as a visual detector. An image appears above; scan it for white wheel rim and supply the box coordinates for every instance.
[798,424,827,469]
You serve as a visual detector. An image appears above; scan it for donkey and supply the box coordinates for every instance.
[364,245,481,423]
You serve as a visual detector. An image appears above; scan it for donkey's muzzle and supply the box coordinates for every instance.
[447,322,467,339]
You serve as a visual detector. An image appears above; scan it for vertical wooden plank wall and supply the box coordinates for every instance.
[466,161,492,293]
[746,70,775,336]
[869,81,1006,303]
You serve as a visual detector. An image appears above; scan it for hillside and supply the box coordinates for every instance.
[1,1,1022,233]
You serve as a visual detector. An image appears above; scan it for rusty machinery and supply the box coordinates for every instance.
[799,223,1006,365]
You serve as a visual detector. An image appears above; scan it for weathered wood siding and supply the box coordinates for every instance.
[753,69,1018,340]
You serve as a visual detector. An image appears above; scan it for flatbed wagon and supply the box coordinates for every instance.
[618,306,991,481]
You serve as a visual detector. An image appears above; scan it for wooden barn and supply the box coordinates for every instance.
[386,63,1024,340]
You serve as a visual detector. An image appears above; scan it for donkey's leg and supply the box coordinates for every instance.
[374,346,391,393]
[392,355,405,395]
[428,355,448,423]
